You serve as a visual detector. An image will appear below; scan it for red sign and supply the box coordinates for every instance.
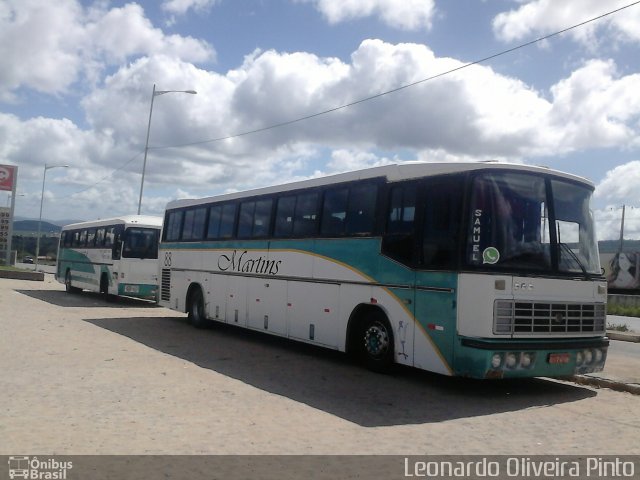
[0,164,16,192]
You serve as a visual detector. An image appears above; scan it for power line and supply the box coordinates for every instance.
[58,151,144,200]
[63,0,640,197]
[150,0,640,150]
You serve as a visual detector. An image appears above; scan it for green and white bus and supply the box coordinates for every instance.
[158,163,608,379]
[56,215,163,301]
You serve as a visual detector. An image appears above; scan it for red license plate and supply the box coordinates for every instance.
[548,353,571,364]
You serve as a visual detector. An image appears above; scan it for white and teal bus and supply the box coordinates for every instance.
[56,216,163,301]
[158,163,608,379]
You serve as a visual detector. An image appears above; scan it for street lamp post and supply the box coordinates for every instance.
[137,84,197,215]
[6,193,24,207]
[35,164,69,271]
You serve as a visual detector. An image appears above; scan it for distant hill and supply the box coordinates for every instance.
[598,239,640,254]
[13,220,62,234]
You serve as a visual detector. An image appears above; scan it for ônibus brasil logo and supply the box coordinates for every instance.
[8,456,73,479]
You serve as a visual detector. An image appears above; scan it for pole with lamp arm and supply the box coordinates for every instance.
[137,84,197,215]
[35,164,69,271]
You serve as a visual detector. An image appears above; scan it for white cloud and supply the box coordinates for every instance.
[4,38,640,220]
[595,161,640,202]
[161,0,220,15]
[299,0,436,30]
[0,0,215,100]
[547,60,640,152]
[492,0,640,47]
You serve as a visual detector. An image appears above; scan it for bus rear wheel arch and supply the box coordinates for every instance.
[348,305,395,373]
[186,284,208,329]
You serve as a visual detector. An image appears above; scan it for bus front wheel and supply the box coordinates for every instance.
[187,287,208,329]
[100,274,113,302]
[358,310,395,373]
[65,270,80,294]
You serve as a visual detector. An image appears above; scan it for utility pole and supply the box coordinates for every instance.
[618,204,626,254]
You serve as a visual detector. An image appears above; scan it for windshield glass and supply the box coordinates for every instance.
[551,179,600,275]
[123,227,159,259]
[466,172,600,275]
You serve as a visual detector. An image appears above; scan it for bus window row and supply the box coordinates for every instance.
[163,181,380,242]
[61,225,122,249]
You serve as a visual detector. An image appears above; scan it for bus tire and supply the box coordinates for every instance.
[187,287,208,329]
[100,273,113,302]
[357,309,395,373]
[65,269,81,294]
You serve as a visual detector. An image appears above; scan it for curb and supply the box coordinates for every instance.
[606,331,640,342]
[0,270,44,281]
[571,375,640,395]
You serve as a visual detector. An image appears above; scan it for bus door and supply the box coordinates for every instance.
[411,176,463,373]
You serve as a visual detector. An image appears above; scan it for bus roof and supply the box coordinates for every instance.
[61,215,163,231]
[166,161,594,210]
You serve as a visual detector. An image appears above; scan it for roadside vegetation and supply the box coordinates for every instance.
[607,304,640,320]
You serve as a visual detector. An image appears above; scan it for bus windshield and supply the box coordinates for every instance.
[123,227,159,259]
[466,172,600,276]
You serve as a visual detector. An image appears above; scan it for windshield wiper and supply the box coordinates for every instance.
[558,242,590,279]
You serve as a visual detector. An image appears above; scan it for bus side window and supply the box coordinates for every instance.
[253,198,273,237]
[274,195,295,237]
[87,228,96,248]
[321,188,348,236]
[293,192,319,236]
[183,207,207,241]
[207,205,222,239]
[238,199,272,238]
[105,226,115,248]
[422,178,462,269]
[382,182,417,265]
[346,184,377,235]
[238,201,255,238]
[219,203,236,239]
[165,211,184,241]
[79,229,88,247]
[96,228,105,247]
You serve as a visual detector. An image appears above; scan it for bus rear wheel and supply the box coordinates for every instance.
[188,287,208,329]
[358,310,395,373]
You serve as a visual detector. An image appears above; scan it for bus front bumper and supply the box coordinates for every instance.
[455,337,609,379]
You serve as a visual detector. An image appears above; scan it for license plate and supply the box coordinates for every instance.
[548,353,570,364]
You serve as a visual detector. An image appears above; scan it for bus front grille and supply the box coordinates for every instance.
[161,269,171,302]
[494,300,606,335]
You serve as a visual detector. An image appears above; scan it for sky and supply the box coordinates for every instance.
[1,0,640,240]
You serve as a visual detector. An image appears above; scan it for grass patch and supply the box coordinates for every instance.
[607,304,640,318]
[0,265,31,272]
[607,323,630,332]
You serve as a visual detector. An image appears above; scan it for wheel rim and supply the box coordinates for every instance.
[363,321,390,358]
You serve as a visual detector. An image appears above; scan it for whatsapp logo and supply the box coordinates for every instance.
[483,247,500,264]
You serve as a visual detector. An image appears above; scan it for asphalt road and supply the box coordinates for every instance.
[609,338,640,359]
[1,276,639,466]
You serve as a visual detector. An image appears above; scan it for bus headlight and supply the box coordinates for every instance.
[520,353,533,368]
[584,349,593,364]
[593,348,603,364]
[491,353,502,368]
[576,351,583,365]
[505,353,517,369]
